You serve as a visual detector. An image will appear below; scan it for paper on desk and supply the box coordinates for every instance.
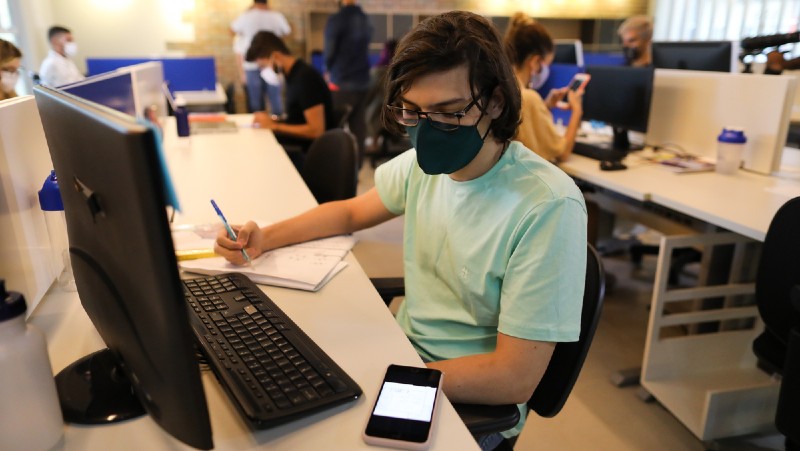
[178,233,356,292]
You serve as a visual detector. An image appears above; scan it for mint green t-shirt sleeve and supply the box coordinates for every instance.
[373,149,417,215]
[498,196,587,342]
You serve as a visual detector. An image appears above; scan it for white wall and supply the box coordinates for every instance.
[13,0,53,77]
[18,0,194,73]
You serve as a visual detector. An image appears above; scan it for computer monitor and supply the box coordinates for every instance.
[32,85,213,449]
[652,41,739,72]
[582,65,655,150]
[553,39,584,67]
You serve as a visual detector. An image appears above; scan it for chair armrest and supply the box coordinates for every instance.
[369,277,405,306]
[452,403,520,436]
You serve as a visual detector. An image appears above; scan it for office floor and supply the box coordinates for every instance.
[352,161,786,451]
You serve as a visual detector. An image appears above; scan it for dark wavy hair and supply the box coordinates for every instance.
[381,11,521,142]
[245,31,290,62]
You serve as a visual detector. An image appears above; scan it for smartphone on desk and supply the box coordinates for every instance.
[557,73,590,109]
[362,364,444,450]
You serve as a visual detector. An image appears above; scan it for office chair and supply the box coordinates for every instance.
[371,244,605,448]
[369,131,410,168]
[752,196,800,450]
[300,128,358,205]
[332,103,353,130]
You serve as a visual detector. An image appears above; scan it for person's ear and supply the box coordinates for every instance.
[527,54,542,74]
[487,86,504,120]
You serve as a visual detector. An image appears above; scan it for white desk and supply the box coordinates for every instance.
[561,152,800,441]
[562,153,800,240]
[29,116,477,450]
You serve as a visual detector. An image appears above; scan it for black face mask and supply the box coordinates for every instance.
[622,46,641,65]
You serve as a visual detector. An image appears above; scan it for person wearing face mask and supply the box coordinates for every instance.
[219,12,586,449]
[0,39,22,101]
[39,25,85,88]
[618,15,653,67]
[504,12,584,162]
[245,31,334,170]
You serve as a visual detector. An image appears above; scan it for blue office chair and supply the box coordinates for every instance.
[371,244,605,448]
[752,196,800,450]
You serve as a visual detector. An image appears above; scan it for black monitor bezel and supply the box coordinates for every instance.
[582,65,655,134]
[651,41,734,72]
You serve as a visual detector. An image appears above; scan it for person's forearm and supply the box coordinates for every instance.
[426,350,550,405]
[274,121,324,140]
[259,201,354,251]
[258,190,392,252]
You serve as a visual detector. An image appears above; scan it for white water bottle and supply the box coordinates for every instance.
[716,127,747,175]
[0,280,64,451]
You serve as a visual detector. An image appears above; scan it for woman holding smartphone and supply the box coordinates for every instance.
[504,13,584,162]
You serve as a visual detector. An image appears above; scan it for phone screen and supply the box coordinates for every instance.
[568,77,584,91]
[364,365,442,443]
[373,381,437,422]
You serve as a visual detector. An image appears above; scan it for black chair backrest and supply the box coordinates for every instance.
[756,196,800,346]
[301,129,358,204]
[332,103,353,129]
[528,243,605,417]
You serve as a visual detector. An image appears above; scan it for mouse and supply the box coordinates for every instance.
[600,160,627,171]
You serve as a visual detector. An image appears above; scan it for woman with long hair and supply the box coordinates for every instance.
[504,13,583,162]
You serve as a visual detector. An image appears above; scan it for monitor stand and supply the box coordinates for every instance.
[612,127,643,152]
[55,348,146,424]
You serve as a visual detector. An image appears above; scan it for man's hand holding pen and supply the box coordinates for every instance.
[215,220,263,266]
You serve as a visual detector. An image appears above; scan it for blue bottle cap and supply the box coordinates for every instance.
[38,170,64,212]
[0,279,27,321]
[718,128,747,144]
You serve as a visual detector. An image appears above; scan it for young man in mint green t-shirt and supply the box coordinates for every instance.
[216,11,587,445]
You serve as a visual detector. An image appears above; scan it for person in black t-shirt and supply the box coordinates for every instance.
[246,31,334,169]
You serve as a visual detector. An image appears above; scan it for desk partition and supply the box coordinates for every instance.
[647,69,797,175]
[86,57,216,94]
[0,96,61,314]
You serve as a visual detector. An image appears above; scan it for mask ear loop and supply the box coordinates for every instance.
[472,89,494,142]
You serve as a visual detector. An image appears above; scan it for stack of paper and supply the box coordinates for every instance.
[172,224,356,291]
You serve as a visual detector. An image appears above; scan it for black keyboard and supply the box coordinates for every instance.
[183,273,362,428]
[573,141,628,162]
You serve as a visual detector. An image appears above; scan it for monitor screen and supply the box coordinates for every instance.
[553,40,584,67]
[33,85,213,449]
[652,41,736,72]
[582,65,655,134]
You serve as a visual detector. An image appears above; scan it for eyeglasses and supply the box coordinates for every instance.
[387,88,491,132]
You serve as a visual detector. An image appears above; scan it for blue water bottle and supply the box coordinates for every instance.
[38,170,76,291]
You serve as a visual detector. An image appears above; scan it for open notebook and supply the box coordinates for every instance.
[174,224,356,291]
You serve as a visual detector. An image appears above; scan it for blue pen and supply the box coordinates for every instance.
[211,199,252,265]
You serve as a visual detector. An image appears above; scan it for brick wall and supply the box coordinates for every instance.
[177,0,648,112]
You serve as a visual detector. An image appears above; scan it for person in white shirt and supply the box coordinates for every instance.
[230,0,291,115]
[39,26,85,88]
